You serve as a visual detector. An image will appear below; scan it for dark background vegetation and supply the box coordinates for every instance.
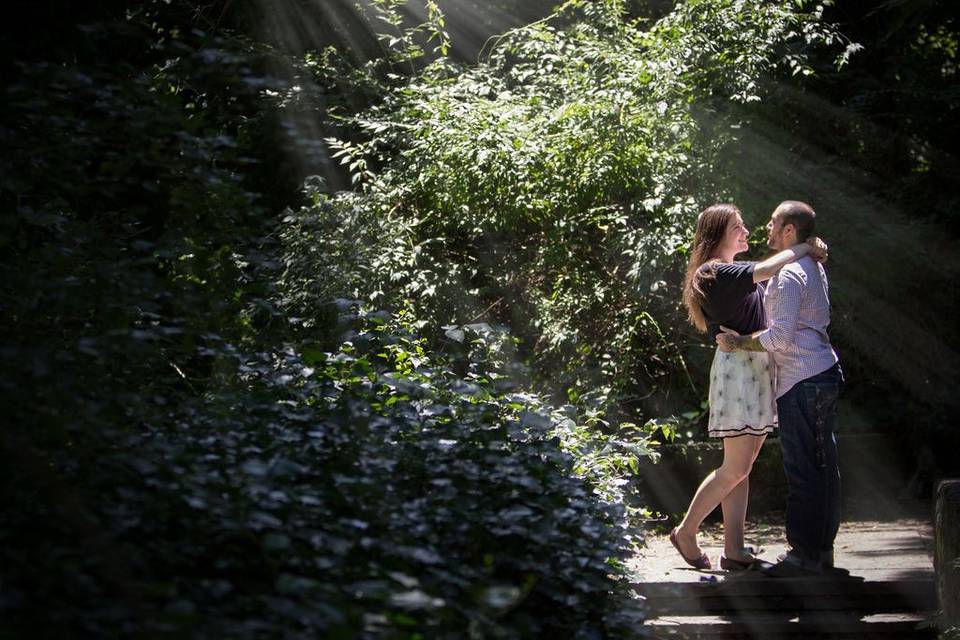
[2,0,957,637]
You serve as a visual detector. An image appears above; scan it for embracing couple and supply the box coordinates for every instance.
[670,200,844,578]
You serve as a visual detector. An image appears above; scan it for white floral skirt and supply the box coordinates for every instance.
[707,348,777,438]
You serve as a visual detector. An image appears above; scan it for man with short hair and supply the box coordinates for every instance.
[717,200,844,576]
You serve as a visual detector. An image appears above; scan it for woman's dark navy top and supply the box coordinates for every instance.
[698,261,767,340]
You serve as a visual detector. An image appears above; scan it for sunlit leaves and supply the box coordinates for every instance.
[361,0,452,70]
[306,0,848,427]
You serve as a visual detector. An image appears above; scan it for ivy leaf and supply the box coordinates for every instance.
[388,590,445,610]
[443,326,465,343]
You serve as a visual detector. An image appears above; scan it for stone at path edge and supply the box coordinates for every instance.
[936,479,960,628]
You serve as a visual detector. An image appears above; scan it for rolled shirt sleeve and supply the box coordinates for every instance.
[757,268,803,353]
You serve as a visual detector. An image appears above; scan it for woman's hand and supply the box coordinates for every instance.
[807,236,829,264]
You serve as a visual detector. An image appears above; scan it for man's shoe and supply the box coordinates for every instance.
[762,554,822,578]
[762,560,821,578]
[777,549,835,569]
[821,549,834,569]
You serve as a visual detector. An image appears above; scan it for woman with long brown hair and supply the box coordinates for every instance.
[670,203,826,570]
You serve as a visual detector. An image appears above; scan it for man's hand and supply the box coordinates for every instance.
[807,236,829,264]
[716,326,741,352]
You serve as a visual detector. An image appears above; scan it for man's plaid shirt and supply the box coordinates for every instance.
[757,255,839,398]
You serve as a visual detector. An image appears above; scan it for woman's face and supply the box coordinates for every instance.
[720,213,750,256]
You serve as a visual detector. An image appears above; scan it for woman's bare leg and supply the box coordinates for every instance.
[674,435,763,559]
[721,435,767,559]
[721,477,749,558]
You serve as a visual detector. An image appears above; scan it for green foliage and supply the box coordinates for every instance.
[1,3,647,636]
[308,0,847,421]
[0,13,284,490]
[14,0,931,636]
[276,177,386,312]
[809,3,958,230]
[3,303,644,637]
[361,0,452,63]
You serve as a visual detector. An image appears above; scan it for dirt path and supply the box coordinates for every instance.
[630,518,934,583]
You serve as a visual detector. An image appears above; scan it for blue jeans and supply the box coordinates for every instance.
[776,363,844,565]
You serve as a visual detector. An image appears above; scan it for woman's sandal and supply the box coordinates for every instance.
[719,554,758,571]
[669,527,712,570]
[719,546,764,571]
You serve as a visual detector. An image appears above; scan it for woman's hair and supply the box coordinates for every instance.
[682,203,740,333]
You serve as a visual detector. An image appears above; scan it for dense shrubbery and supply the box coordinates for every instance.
[301,0,849,420]
[3,298,645,637]
[1,2,656,636]
[12,0,952,637]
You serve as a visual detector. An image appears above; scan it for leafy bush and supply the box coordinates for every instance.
[2,305,644,637]
[0,0,859,637]
[1,5,646,636]
[309,0,849,422]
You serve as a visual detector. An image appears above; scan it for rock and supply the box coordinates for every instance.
[936,479,960,628]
